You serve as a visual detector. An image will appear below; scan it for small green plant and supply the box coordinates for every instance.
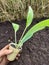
[7,6,49,61]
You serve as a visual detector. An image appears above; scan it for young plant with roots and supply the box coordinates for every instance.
[6,6,49,61]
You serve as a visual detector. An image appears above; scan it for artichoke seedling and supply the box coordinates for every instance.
[7,6,49,61]
[7,6,34,61]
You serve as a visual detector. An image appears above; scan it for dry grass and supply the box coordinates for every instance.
[0,0,49,22]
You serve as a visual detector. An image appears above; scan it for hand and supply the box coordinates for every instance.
[0,45,20,65]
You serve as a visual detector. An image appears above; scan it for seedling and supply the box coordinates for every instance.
[7,6,49,61]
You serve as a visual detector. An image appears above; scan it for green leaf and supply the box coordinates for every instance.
[18,6,34,41]
[12,23,19,32]
[26,6,34,28]
[21,19,49,44]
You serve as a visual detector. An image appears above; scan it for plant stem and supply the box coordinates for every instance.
[15,31,17,44]
[19,27,27,43]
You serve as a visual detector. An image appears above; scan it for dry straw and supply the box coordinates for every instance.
[0,0,49,22]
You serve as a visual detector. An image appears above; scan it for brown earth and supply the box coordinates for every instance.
[0,17,49,65]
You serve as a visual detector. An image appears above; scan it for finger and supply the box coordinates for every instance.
[0,49,13,57]
[0,57,7,65]
[0,56,9,65]
[4,50,13,55]
[2,44,9,50]
[15,54,20,60]
[4,44,10,49]
[16,57,18,60]
[5,56,9,64]
[17,54,20,57]
[0,57,3,63]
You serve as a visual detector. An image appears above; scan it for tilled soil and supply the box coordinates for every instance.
[0,18,49,65]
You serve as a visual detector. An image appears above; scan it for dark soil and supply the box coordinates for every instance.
[0,17,49,65]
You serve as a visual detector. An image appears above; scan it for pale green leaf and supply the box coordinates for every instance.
[21,19,49,45]
[12,23,19,32]
[26,6,34,28]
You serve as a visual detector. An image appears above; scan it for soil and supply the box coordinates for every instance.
[0,17,49,65]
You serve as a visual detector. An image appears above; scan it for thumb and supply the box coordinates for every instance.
[0,49,13,57]
[3,50,13,55]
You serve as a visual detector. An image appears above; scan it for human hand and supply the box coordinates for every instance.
[0,45,20,65]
